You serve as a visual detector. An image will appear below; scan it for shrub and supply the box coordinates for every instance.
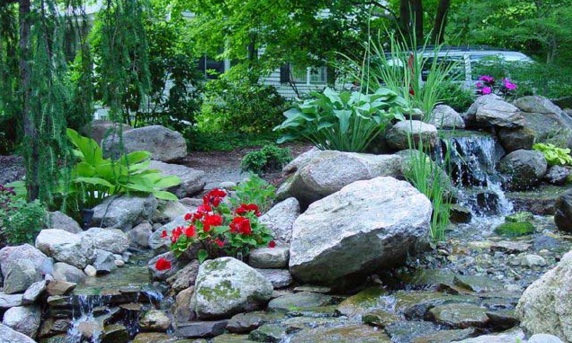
[240,145,292,175]
[231,174,276,213]
[532,142,572,166]
[439,81,476,113]
[274,87,406,152]
[0,184,47,245]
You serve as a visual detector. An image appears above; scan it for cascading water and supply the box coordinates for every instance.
[66,295,111,343]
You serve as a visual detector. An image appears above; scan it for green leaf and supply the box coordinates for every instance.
[198,249,209,263]
[124,150,151,165]
[74,177,114,188]
[333,109,352,134]
[153,175,182,189]
[152,190,179,201]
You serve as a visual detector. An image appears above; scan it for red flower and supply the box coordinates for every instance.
[235,203,261,217]
[161,230,168,238]
[230,216,252,235]
[171,226,184,243]
[268,240,276,248]
[184,225,196,238]
[155,257,171,271]
[203,188,227,207]
[203,214,223,232]
[184,212,192,221]
[214,238,225,248]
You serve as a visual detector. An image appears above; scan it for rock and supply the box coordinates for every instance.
[90,195,157,231]
[453,275,503,294]
[289,177,431,285]
[385,321,439,343]
[276,150,403,208]
[430,105,465,129]
[46,280,76,296]
[528,333,565,343]
[226,311,284,334]
[139,309,171,331]
[126,222,153,248]
[0,156,25,186]
[84,265,97,277]
[362,310,401,328]
[93,249,117,275]
[505,211,534,223]
[81,227,130,254]
[249,324,286,342]
[149,161,205,198]
[81,119,133,145]
[555,188,572,232]
[468,95,525,128]
[114,259,124,267]
[148,252,179,281]
[485,309,520,330]
[153,201,192,224]
[0,244,51,286]
[2,260,40,294]
[494,222,535,237]
[267,292,334,311]
[412,328,475,343]
[47,211,82,234]
[498,149,547,191]
[427,303,489,328]
[191,257,273,319]
[148,215,187,252]
[386,120,438,151]
[22,280,46,304]
[449,205,472,224]
[0,292,23,309]
[167,260,200,293]
[173,286,194,322]
[52,262,86,284]
[102,324,129,343]
[35,229,95,269]
[38,318,72,338]
[336,287,388,318]
[248,247,289,269]
[2,306,41,339]
[489,241,530,254]
[254,269,293,289]
[0,323,37,343]
[290,324,392,343]
[102,125,187,162]
[258,198,300,244]
[452,327,525,343]
[516,250,572,341]
[175,320,228,338]
[514,96,572,143]
[497,127,535,153]
[520,254,547,267]
[545,166,571,185]
[131,332,171,343]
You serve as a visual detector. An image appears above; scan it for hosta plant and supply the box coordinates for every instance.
[533,142,572,166]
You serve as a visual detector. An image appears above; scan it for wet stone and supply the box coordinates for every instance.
[336,287,388,318]
[293,285,331,293]
[38,318,71,338]
[139,309,171,331]
[39,334,68,343]
[101,324,129,343]
[485,309,520,330]
[453,275,503,294]
[362,309,401,328]
[452,327,525,342]
[392,290,479,317]
[428,303,489,328]
[384,321,439,343]
[449,205,472,223]
[290,324,392,343]
[397,269,456,289]
[248,323,287,342]
[490,241,531,253]
[267,292,335,311]
[175,320,228,338]
[46,280,77,296]
[411,328,475,343]
[519,254,547,267]
[286,304,339,318]
[132,332,170,343]
[280,316,349,333]
[211,333,258,343]
[226,311,284,334]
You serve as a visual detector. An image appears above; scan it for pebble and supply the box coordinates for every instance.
[84,265,97,277]
[115,260,125,267]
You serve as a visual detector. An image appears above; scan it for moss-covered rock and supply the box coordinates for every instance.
[494,222,535,237]
[505,211,534,223]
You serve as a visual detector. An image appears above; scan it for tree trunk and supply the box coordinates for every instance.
[431,0,451,45]
[412,0,423,45]
[19,0,39,201]
[399,0,411,37]
[400,0,424,46]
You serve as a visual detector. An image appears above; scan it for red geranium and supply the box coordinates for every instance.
[268,240,276,248]
[235,203,261,217]
[155,257,171,271]
[230,216,252,235]
[184,225,196,238]
[203,188,227,207]
[202,214,223,232]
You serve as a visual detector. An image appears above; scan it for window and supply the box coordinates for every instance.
[197,55,226,79]
[281,65,328,85]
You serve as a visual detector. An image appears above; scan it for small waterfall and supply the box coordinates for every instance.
[66,295,111,343]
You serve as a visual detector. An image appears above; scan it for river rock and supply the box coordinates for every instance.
[0,292,23,309]
[385,321,439,343]
[175,320,228,338]
[90,195,157,231]
[528,334,565,343]
[497,127,535,153]
[47,211,82,234]
[139,309,171,331]
[22,280,46,304]
[226,311,285,334]
[258,197,300,244]
[412,328,475,343]
[516,250,572,341]
[514,96,572,143]
[2,260,40,294]
[386,120,438,151]
[81,227,130,254]
[289,177,431,285]
[336,287,387,318]
[452,327,526,343]
[555,188,572,233]
[149,161,205,198]
[102,125,187,162]
[46,280,76,296]
[126,222,153,248]
[267,292,334,311]
[430,105,465,129]
[35,229,95,269]
[545,166,571,185]
[276,150,403,208]
[93,249,117,275]
[0,244,51,288]
[0,323,37,343]
[2,305,41,339]
[427,303,489,328]
[249,324,286,342]
[290,324,392,343]
[52,262,85,284]
[102,324,129,343]
[468,94,525,128]
[254,269,293,289]
[498,149,547,191]
[190,257,273,319]
[248,247,289,269]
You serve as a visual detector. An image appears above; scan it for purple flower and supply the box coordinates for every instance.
[503,78,517,91]
[479,75,495,84]
[481,87,492,95]
[475,82,483,88]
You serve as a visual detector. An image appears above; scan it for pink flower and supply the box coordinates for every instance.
[503,78,517,91]
[481,86,492,95]
[215,238,225,248]
[478,75,494,84]
[475,82,483,88]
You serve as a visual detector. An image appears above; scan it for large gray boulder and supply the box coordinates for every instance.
[498,149,547,191]
[81,119,133,145]
[149,161,205,198]
[430,105,465,129]
[2,306,41,339]
[80,227,129,254]
[497,127,535,153]
[258,197,300,244]
[90,195,157,231]
[516,250,572,341]
[0,245,51,294]
[466,94,525,128]
[385,120,438,151]
[35,229,95,269]
[52,262,86,284]
[102,125,187,162]
[190,257,273,319]
[0,323,37,343]
[554,189,572,233]
[276,149,403,208]
[2,260,41,294]
[514,96,572,145]
[289,177,432,285]
[47,211,82,234]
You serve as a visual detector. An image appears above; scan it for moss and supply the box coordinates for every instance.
[494,222,535,237]
[198,280,241,302]
[505,211,534,223]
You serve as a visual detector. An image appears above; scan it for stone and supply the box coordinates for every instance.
[528,334,565,343]
[52,262,86,284]
[149,161,206,198]
[267,292,334,311]
[258,198,300,244]
[498,149,547,191]
[2,259,40,294]
[516,250,572,341]
[514,96,572,143]
[191,257,273,319]
[555,188,572,233]
[485,309,520,330]
[494,222,535,237]
[101,324,129,343]
[93,249,118,275]
[427,303,489,328]
[497,127,535,153]
[0,156,25,186]
[0,323,37,343]
[131,332,170,343]
[290,324,392,343]
[2,305,41,339]
[167,260,200,293]
[254,269,293,289]
[470,95,525,128]
[276,150,403,208]
[115,259,125,267]
[0,292,23,308]
[148,252,179,281]
[452,327,525,343]
[449,205,472,224]
[430,105,465,129]
[173,287,194,322]
[411,328,475,343]
[453,275,503,294]
[362,310,401,328]
[386,120,438,151]
[249,324,287,342]
[175,320,228,338]
[0,244,51,285]
[22,280,46,304]
[248,247,289,269]
[46,280,76,296]
[289,177,431,285]
[90,194,157,231]
[489,241,531,254]
[38,318,71,338]
[35,229,95,269]
[226,311,284,334]
[81,227,130,254]
[139,309,171,331]
[153,200,193,224]
[520,254,547,267]
[336,287,388,318]
[102,125,187,162]
[545,165,571,185]
[81,119,133,145]
[84,265,97,277]
[47,211,82,234]
[148,215,187,252]
[385,321,439,343]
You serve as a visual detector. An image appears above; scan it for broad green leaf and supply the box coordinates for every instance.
[333,109,352,134]
[74,162,96,177]
[153,190,179,201]
[74,177,114,188]
[154,175,182,189]
[124,150,151,165]
[198,249,209,263]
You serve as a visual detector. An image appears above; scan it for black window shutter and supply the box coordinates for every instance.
[280,63,290,84]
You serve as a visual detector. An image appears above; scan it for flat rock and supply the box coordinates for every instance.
[384,321,439,343]
[0,323,37,343]
[267,292,334,311]
[289,324,392,343]
[226,311,285,334]
[428,303,489,328]
[254,269,292,289]
[149,160,206,198]
[175,320,228,338]
[248,247,289,269]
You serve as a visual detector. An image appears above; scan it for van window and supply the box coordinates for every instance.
[421,56,464,82]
